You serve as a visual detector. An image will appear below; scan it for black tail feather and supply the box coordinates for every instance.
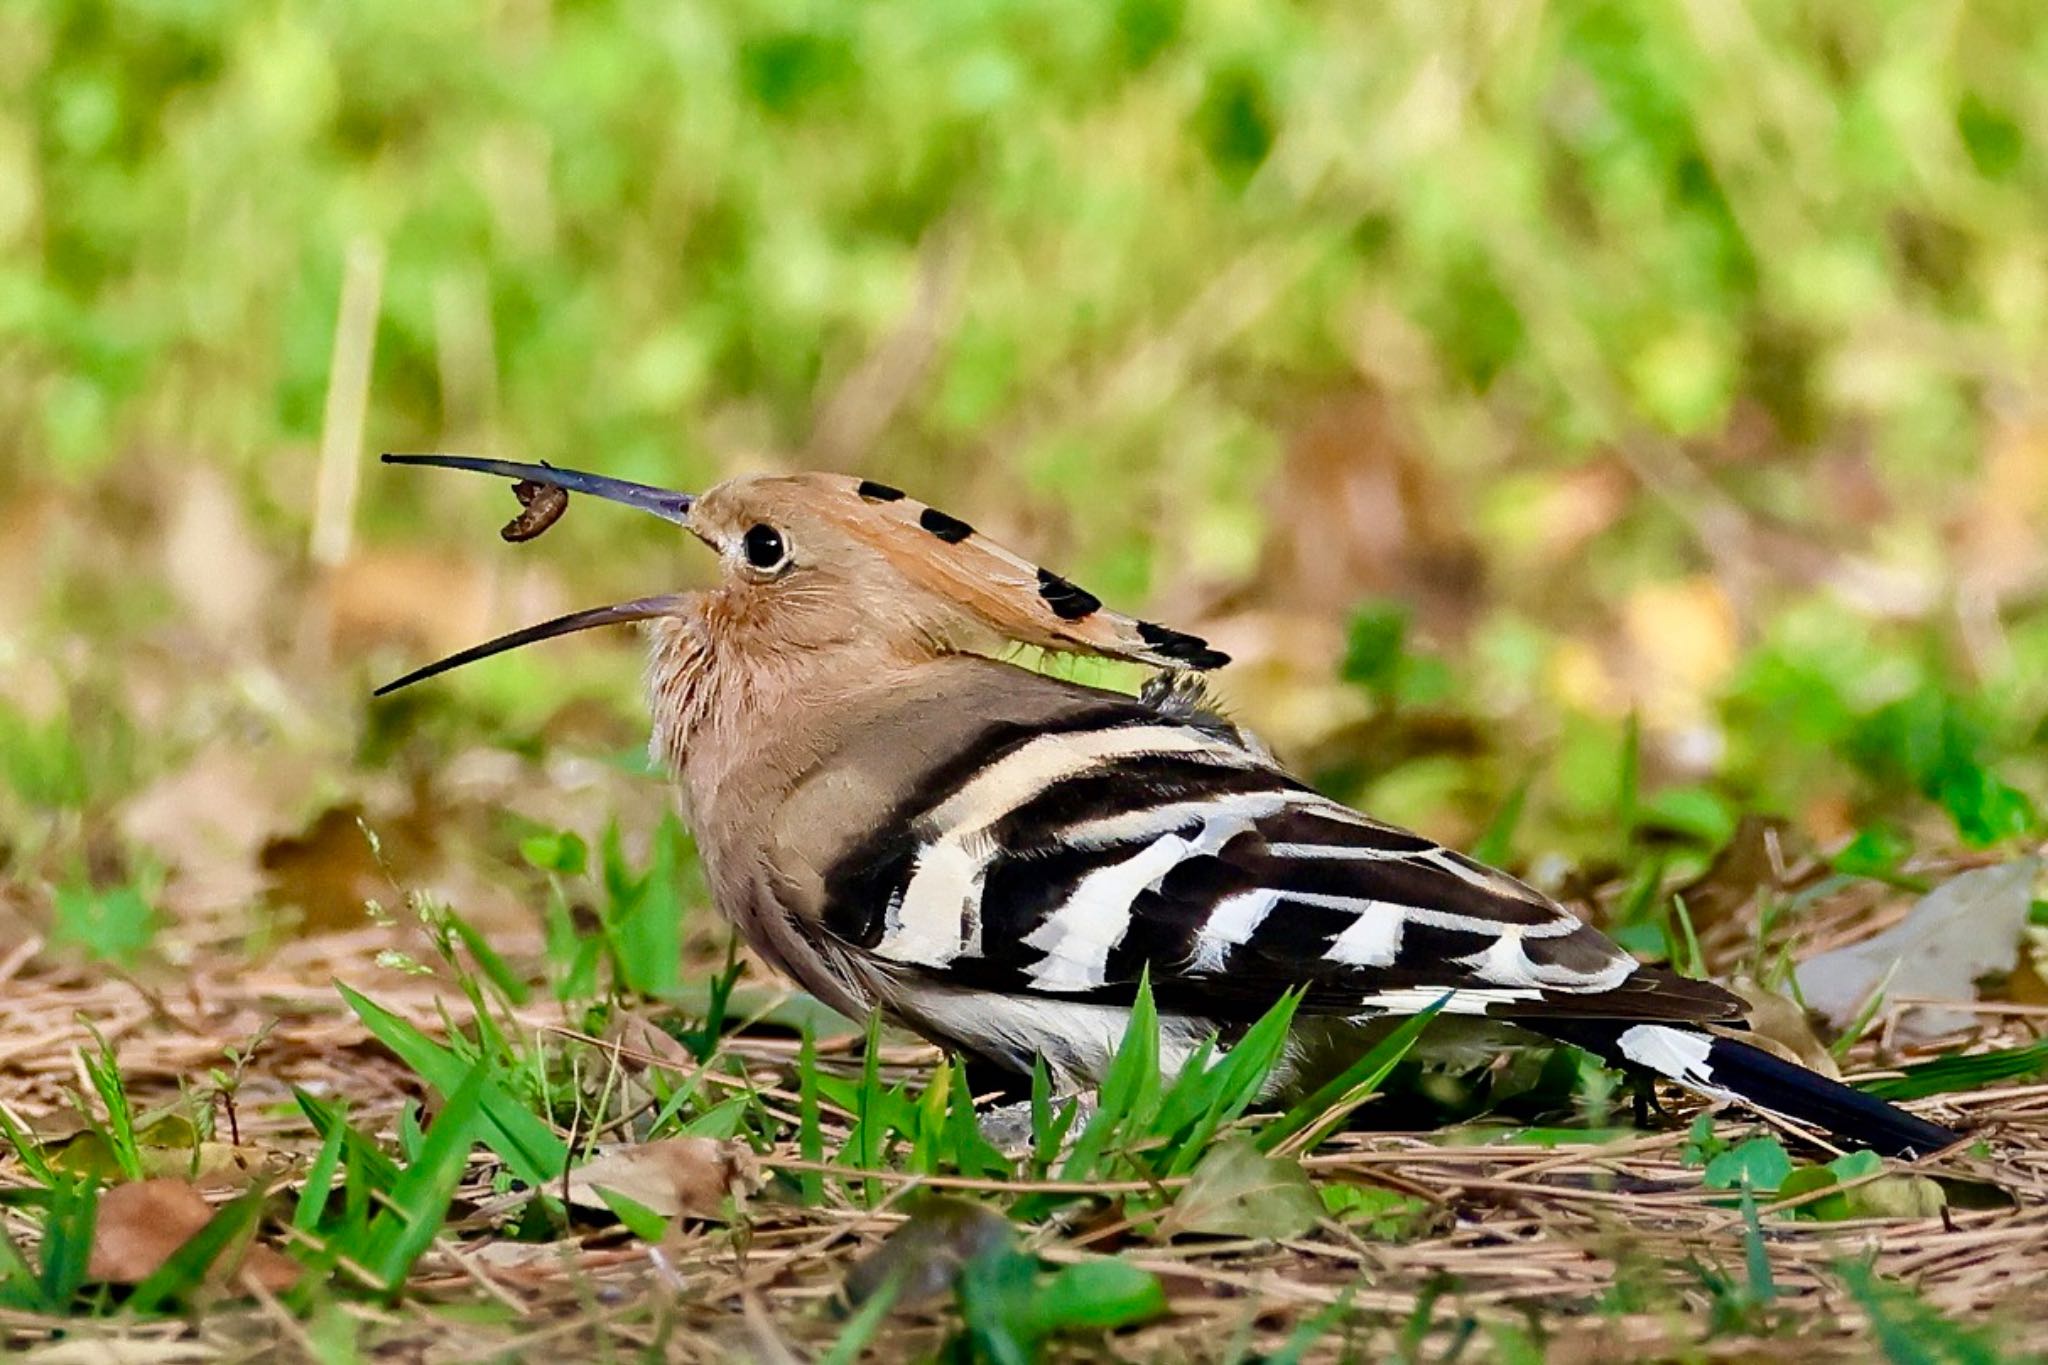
[1539,1020,1961,1159]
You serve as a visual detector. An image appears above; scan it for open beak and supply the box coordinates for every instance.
[373,454,696,696]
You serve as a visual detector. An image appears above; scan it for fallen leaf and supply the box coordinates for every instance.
[565,1137,760,1221]
[843,1196,1014,1308]
[1955,420,2048,599]
[139,1142,288,1188]
[260,800,439,934]
[1256,392,1483,626]
[1838,1175,1947,1220]
[1727,979,1840,1079]
[1161,1138,1323,1241]
[86,1180,214,1284]
[1702,1136,1792,1193]
[118,745,310,915]
[85,1179,296,1292]
[1795,859,2041,1042]
[323,548,492,658]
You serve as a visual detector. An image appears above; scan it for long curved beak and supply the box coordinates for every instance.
[373,595,689,696]
[374,453,697,696]
[381,453,694,523]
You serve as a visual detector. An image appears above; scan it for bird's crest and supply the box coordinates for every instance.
[802,475,1229,672]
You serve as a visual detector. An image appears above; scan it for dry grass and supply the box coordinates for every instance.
[5,907,2045,1363]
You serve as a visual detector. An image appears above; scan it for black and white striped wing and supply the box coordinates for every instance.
[817,713,1736,1027]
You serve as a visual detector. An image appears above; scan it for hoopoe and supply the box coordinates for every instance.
[378,454,1959,1158]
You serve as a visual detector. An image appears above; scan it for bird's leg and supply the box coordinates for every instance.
[1629,1070,1672,1131]
[971,1058,1099,1156]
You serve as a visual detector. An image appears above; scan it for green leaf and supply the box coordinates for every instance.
[1860,1036,2048,1101]
[0,1105,53,1185]
[1469,780,1529,868]
[1026,1259,1167,1334]
[292,1109,348,1235]
[1839,1260,2006,1364]
[1934,765,2038,848]
[1833,824,1913,879]
[820,1268,902,1365]
[796,1028,825,1207]
[1739,1188,1775,1304]
[294,1088,401,1190]
[1156,988,1299,1176]
[1703,1137,1791,1193]
[1165,1138,1323,1240]
[443,908,531,1007]
[0,1223,41,1312]
[51,877,162,967]
[1776,1165,1846,1220]
[594,1186,669,1243]
[520,830,587,876]
[1321,1183,1427,1239]
[1059,973,1160,1180]
[955,1241,1040,1365]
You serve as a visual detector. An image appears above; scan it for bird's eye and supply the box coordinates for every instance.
[741,523,788,571]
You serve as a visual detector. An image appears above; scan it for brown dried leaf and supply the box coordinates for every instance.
[84,1178,294,1292]
[119,745,312,913]
[565,1137,761,1221]
[1725,979,1840,1079]
[323,548,492,656]
[260,801,438,934]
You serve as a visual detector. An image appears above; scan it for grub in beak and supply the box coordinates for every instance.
[375,452,699,695]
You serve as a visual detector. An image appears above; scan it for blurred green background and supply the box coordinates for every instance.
[4,0,2046,951]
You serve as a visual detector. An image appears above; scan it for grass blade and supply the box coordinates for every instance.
[360,1062,490,1291]
[38,1176,97,1310]
[339,983,566,1187]
[1261,995,1449,1154]
[293,1107,349,1236]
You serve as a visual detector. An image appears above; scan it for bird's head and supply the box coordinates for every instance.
[374,455,1227,696]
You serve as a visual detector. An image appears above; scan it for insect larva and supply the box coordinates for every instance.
[501,479,569,542]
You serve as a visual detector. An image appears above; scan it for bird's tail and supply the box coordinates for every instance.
[1537,1020,1960,1159]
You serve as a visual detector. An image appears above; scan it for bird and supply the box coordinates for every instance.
[376,453,1961,1159]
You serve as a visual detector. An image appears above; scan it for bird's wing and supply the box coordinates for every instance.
[771,662,1956,1158]
[807,697,1740,1029]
